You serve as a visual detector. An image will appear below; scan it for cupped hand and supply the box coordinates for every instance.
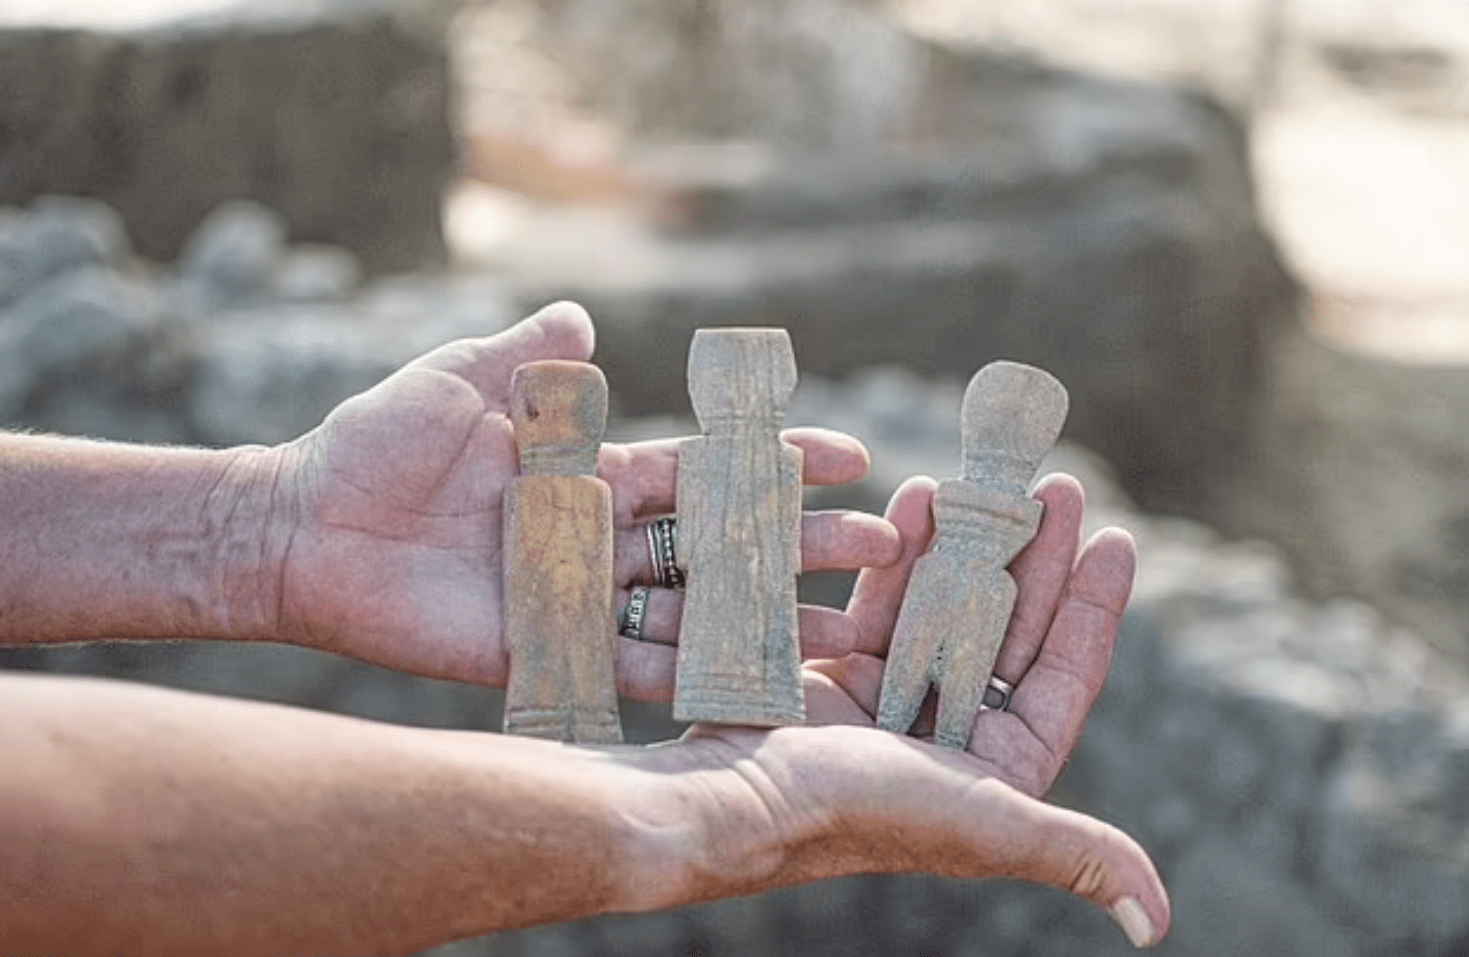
[657,474,1169,947]
[269,302,899,698]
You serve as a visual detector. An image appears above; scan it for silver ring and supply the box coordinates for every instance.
[646,517,684,590]
[979,675,1015,712]
[619,586,652,640]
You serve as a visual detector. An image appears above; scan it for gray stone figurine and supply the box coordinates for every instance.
[674,328,805,726]
[877,361,1068,748]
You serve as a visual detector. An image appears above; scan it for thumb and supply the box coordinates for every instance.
[413,300,598,408]
[963,779,1171,948]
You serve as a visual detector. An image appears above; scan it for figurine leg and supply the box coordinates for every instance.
[876,627,939,735]
[933,573,1017,749]
[934,664,989,750]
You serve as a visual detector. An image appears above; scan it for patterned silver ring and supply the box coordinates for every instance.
[619,586,652,640]
[646,517,685,590]
[979,674,1015,712]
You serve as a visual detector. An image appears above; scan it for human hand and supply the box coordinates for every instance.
[628,474,1168,947]
[266,302,899,698]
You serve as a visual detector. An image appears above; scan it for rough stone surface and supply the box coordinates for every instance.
[479,78,1291,521]
[0,1,454,273]
[0,197,514,446]
[878,0,1469,664]
[0,264,158,419]
[184,272,516,446]
[174,200,292,311]
[0,195,135,308]
[447,0,1293,522]
[891,0,1469,366]
[1217,324,1469,664]
[1158,836,1362,957]
[899,0,1469,116]
[456,0,1469,670]
[530,0,926,150]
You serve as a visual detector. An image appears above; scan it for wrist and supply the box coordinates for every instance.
[609,732,819,913]
[200,441,298,643]
[113,439,295,644]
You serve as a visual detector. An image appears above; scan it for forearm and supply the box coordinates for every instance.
[0,674,644,957]
[0,433,285,644]
[0,675,1167,954]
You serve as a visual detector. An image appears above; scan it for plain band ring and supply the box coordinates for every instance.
[619,586,652,640]
[646,517,684,590]
[980,674,1015,712]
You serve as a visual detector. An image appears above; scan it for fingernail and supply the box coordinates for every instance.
[1109,897,1155,948]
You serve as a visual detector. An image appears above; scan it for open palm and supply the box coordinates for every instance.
[649,474,1170,947]
[271,302,898,697]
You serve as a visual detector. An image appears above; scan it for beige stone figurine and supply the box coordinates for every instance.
[877,361,1068,749]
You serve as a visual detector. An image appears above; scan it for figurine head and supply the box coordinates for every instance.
[686,328,797,432]
[510,360,608,476]
[959,361,1069,495]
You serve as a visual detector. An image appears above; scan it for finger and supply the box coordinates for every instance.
[613,512,898,584]
[796,606,860,658]
[612,586,683,645]
[598,440,678,522]
[990,473,1085,684]
[804,653,885,721]
[618,610,859,702]
[612,589,857,659]
[845,476,937,657]
[413,301,596,408]
[828,736,1168,945]
[614,520,675,589]
[802,665,879,726]
[599,428,873,522]
[804,654,947,741]
[800,511,901,572]
[949,780,1170,949]
[974,527,1136,795]
[781,427,871,486]
[614,638,678,702]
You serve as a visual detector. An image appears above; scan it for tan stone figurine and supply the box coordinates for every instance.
[877,361,1068,748]
[502,360,622,743]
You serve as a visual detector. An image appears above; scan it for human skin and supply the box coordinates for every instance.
[0,302,898,699]
[0,476,1167,956]
[0,302,1169,953]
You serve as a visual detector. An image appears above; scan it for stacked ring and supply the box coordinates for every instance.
[646,517,684,590]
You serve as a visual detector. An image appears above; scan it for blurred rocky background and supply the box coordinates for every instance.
[3,0,1469,954]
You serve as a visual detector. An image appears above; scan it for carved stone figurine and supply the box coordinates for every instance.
[674,328,805,726]
[876,361,1069,749]
[502,360,623,744]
